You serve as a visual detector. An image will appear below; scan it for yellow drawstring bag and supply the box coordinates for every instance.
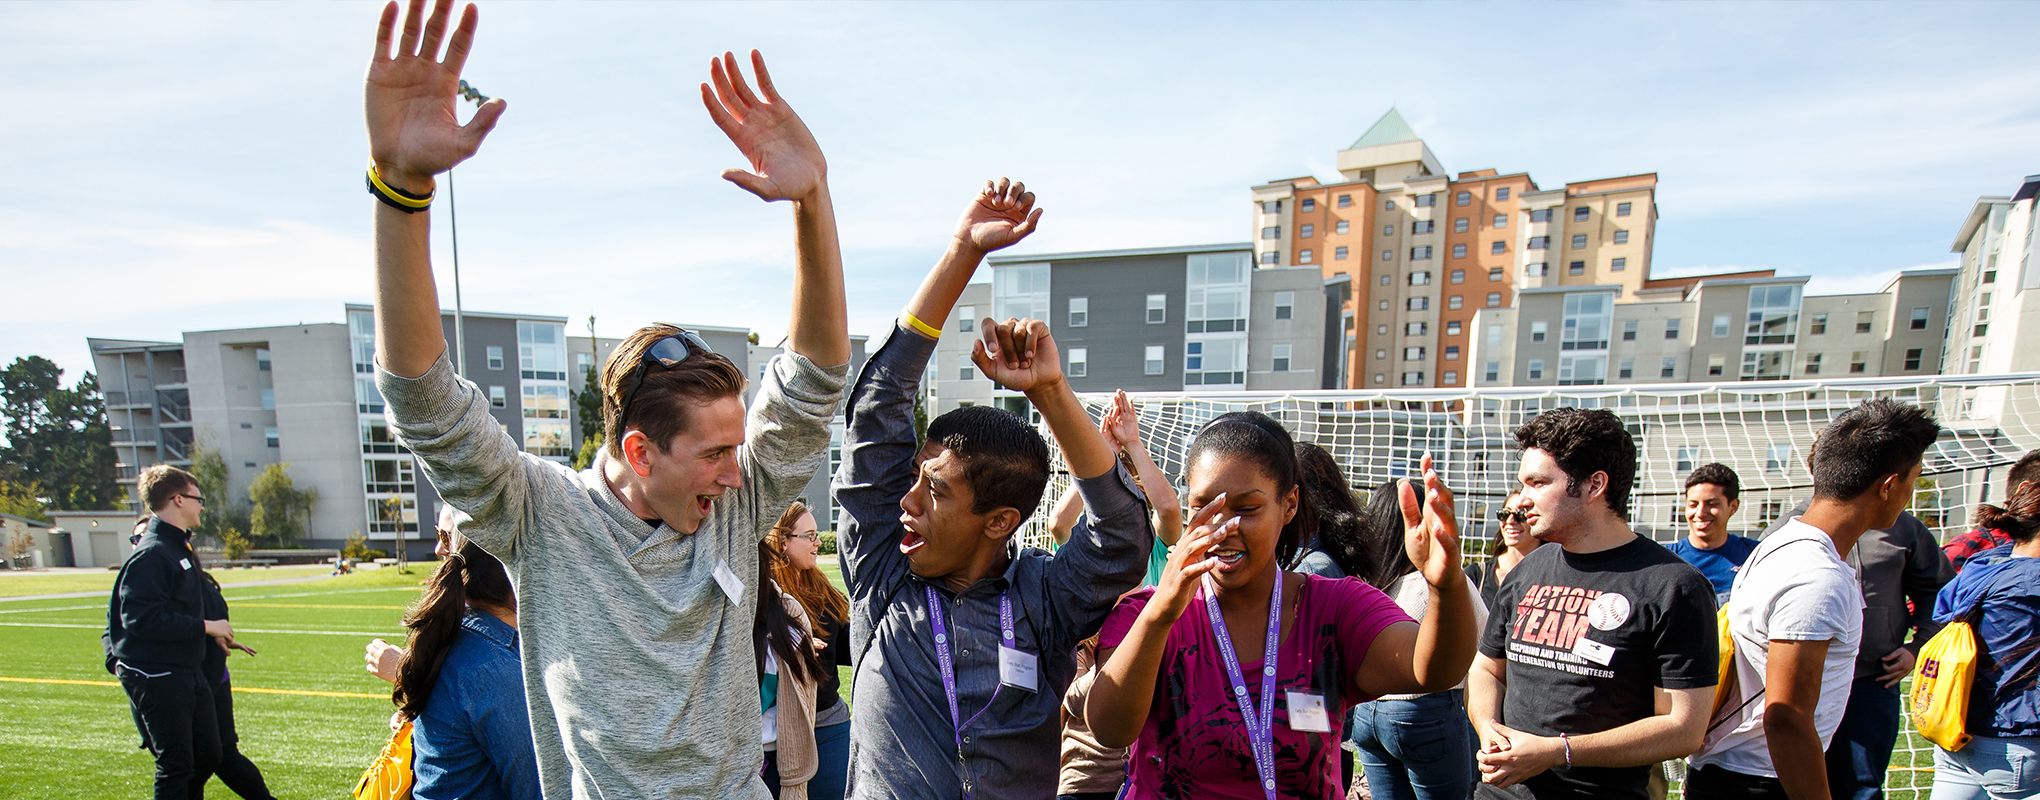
[353,719,415,800]
[1712,606,1736,718]
[1912,617,1982,751]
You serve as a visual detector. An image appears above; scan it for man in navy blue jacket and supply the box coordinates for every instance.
[107,465,235,800]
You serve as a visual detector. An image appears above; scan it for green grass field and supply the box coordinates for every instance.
[0,565,341,599]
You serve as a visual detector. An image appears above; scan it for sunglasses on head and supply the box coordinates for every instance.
[617,330,715,428]
[1495,508,1527,524]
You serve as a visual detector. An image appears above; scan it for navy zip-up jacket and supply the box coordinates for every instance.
[105,518,210,674]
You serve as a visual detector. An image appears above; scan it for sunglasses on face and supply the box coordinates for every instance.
[1495,508,1527,524]
[617,330,715,429]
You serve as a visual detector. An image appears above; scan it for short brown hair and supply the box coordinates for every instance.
[139,465,198,512]
[602,325,747,458]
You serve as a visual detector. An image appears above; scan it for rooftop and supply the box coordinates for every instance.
[1351,107,1420,150]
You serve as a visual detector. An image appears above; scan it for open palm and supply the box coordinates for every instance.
[1399,453,1464,588]
[365,0,506,187]
[955,179,1044,253]
[703,50,825,203]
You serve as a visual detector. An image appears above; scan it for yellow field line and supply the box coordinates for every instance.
[230,603,407,609]
[0,675,385,699]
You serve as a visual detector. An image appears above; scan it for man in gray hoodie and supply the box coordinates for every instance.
[361,2,848,797]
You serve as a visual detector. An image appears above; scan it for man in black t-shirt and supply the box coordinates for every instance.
[1468,409,1718,800]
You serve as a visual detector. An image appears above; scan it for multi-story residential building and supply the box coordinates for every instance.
[981,244,1329,413]
[90,306,755,558]
[1947,174,2040,376]
[1467,268,1958,386]
[747,337,868,535]
[926,283,995,418]
[1251,108,1660,389]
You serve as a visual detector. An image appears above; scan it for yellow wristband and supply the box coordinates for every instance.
[367,162,434,210]
[902,312,942,339]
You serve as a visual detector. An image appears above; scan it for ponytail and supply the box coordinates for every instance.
[394,538,513,720]
[1975,480,2040,545]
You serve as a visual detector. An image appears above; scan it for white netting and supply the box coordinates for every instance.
[1028,372,2040,799]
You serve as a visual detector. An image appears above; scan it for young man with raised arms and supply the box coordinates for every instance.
[1468,408,1719,800]
[362,2,848,797]
[833,181,1156,799]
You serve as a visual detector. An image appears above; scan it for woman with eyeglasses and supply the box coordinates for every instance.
[1466,491,1541,614]
[763,502,846,800]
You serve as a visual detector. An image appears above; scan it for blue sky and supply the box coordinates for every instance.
[4,1,2035,383]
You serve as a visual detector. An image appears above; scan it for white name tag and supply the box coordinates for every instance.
[1286,691,1331,732]
[711,560,744,606]
[999,645,1038,691]
[1572,635,1617,666]
[179,558,191,571]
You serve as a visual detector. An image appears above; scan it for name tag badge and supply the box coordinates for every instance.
[711,560,744,606]
[998,645,1038,691]
[178,558,191,571]
[1572,635,1617,666]
[1286,691,1332,732]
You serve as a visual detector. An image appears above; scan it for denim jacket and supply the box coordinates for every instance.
[412,609,539,800]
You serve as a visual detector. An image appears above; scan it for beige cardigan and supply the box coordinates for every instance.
[772,587,820,800]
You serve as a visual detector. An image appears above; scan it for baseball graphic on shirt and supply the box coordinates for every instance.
[1587,593,1631,630]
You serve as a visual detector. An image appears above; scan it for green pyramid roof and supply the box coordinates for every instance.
[1350,107,1420,149]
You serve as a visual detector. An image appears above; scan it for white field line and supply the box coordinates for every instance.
[0,622,403,637]
[0,586,419,616]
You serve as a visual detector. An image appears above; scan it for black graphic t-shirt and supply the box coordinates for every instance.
[1478,535,1717,800]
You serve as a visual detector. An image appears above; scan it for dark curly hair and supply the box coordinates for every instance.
[1975,480,2040,544]
[1809,400,1940,502]
[1684,463,1741,502]
[1513,407,1637,520]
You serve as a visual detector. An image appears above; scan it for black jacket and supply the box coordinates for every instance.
[105,518,209,674]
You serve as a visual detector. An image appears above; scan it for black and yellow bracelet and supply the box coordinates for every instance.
[367,163,433,213]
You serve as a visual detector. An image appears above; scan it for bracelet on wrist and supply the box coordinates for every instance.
[1559,732,1572,767]
[367,163,434,213]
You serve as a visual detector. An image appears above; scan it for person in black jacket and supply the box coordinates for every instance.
[106,465,235,800]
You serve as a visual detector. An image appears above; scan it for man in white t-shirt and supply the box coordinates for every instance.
[1687,399,1940,799]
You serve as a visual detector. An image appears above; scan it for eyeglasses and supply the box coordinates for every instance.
[1494,509,1526,524]
[617,330,715,430]
[179,493,205,505]
[787,532,820,543]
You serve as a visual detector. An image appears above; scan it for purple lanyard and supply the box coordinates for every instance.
[926,586,1017,753]
[1203,573,1283,800]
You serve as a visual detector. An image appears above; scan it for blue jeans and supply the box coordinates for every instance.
[809,720,852,800]
[1823,676,1900,800]
[1933,736,2040,800]
[1351,689,1477,800]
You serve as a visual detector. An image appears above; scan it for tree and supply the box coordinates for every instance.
[572,431,603,471]
[248,463,317,545]
[0,479,47,523]
[575,315,604,459]
[0,357,117,510]
[221,527,251,561]
[913,391,929,445]
[186,443,250,547]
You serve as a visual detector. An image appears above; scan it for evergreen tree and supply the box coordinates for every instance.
[0,357,117,510]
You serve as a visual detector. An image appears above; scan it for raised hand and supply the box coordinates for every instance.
[971,317,1063,394]
[702,50,826,203]
[1146,496,1232,623]
[1101,389,1142,454]
[954,179,1044,254]
[365,0,507,191]
[1399,453,1463,590]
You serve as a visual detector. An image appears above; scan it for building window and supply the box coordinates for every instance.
[1617,202,1632,216]
[1494,214,1508,229]
[1968,345,1984,374]
[1067,297,1088,327]
[1337,194,1351,208]
[1402,371,1426,386]
[264,426,279,448]
[1613,230,1629,245]
[1068,347,1087,378]
[1411,246,1435,260]
[1405,347,1426,361]
[1561,293,1614,351]
[1450,269,1466,284]
[1611,257,1626,271]
[1531,321,1548,343]
[1805,353,1823,375]
[1678,447,1696,473]
[1274,291,1294,320]
[1147,294,1166,324]
[1808,313,1825,335]
[958,366,975,381]
[1413,220,1434,234]
[1300,224,1314,238]
[1766,443,1793,474]
[994,262,1051,322]
[1443,371,1458,384]
[255,348,271,371]
[522,384,570,420]
[1910,307,1930,330]
[1573,207,1590,222]
[1260,251,1280,265]
[1334,246,1349,260]
[1374,373,1386,384]
[1558,353,1608,385]
[1184,339,1246,386]
[1377,349,1388,361]
[1488,267,1504,281]
[260,388,275,410]
[1528,236,1550,250]
[1409,271,1432,286]
[1261,226,1281,239]
[1335,220,1349,234]
[1528,360,1544,380]
[1665,318,1681,340]
[1744,285,1802,345]
[1380,250,1393,262]
[1408,297,1430,311]
[1446,321,1462,335]
[1378,324,1389,335]
[1456,191,1472,206]
[1530,208,1553,223]
[489,386,506,408]
[1850,351,1868,373]
[1491,241,1507,255]
[1272,344,1292,372]
[957,306,976,332]
[1856,311,1874,334]
[1385,199,1397,210]
[1261,200,1281,213]
[1445,346,1461,361]
[1713,315,1731,338]
[1383,225,1395,237]
[1496,187,1511,201]
[1452,244,1468,259]
[1381,274,1392,286]
[1485,362,1500,381]
[1186,253,1249,333]
[1299,250,1313,264]
[1379,300,1390,310]
[1145,345,1165,375]
[486,346,504,370]
[1300,198,1316,212]
[1618,358,1634,379]
[1454,217,1469,233]
[1571,234,1588,249]
[1904,348,1924,371]
[1415,193,1437,207]
[1661,357,1678,378]
[1569,261,1585,276]
[1449,295,1465,310]
[1526,262,1547,277]
[1708,353,1726,376]
[1407,322,1428,336]
[1622,320,1638,341]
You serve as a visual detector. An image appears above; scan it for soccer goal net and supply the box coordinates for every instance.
[1028,371,2040,799]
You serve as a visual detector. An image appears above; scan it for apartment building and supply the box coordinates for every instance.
[980,244,1329,413]
[1467,268,1958,387]
[1251,108,1659,389]
[1946,174,2040,376]
[91,306,754,558]
[927,283,995,417]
